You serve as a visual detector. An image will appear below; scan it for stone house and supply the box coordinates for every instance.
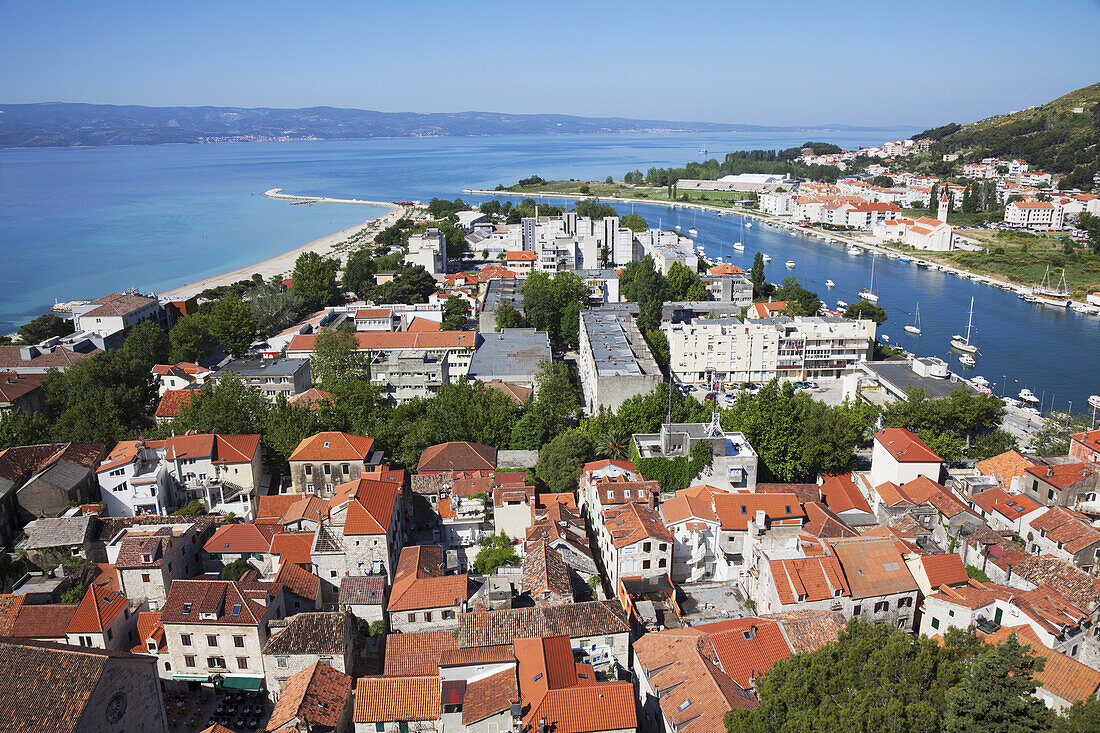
[0,442,105,539]
[597,501,674,591]
[261,611,354,696]
[107,521,210,610]
[64,585,143,652]
[288,432,385,496]
[1023,506,1100,573]
[1021,460,1100,511]
[388,545,474,633]
[868,428,943,488]
[339,576,386,623]
[265,661,353,733]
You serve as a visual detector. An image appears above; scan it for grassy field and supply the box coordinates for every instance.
[502,179,756,207]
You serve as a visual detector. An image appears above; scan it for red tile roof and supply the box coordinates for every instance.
[287,388,333,411]
[269,531,315,566]
[66,586,129,635]
[707,263,746,275]
[131,611,165,654]
[983,625,1100,704]
[417,441,497,474]
[874,428,941,463]
[155,388,194,418]
[704,618,793,688]
[917,553,970,588]
[266,661,352,731]
[457,602,628,648]
[384,630,458,676]
[971,488,1041,520]
[1026,462,1097,490]
[331,475,401,535]
[406,317,441,332]
[161,578,281,626]
[603,501,673,548]
[203,523,278,555]
[288,331,476,353]
[462,667,519,725]
[289,432,376,462]
[1028,507,1100,553]
[819,473,871,513]
[768,554,849,605]
[713,492,805,531]
[976,450,1040,487]
[827,537,918,598]
[354,676,441,722]
[7,604,78,639]
[0,594,26,636]
[388,545,470,612]
[276,561,320,603]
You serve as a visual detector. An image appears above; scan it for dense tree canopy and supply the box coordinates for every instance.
[291,251,341,311]
[535,429,595,493]
[880,388,1006,463]
[521,271,588,350]
[844,299,888,324]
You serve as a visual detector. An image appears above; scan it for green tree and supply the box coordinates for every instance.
[620,213,647,232]
[520,271,588,349]
[120,320,170,366]
[172,500,206,516]
[726,620,985,733]
[167,375,271,436]
[260,396,322,466]
[944,633,1051,733]
[509,359,580,450]
[578,184,591,195]
[619,256,670,333]
[573,199,617,219]
[494,301,524,331]
[969,428,1018,459]
[749,252,773,299]
[220,557,253,581]
[667,261,709,301]
[308,329,367,387]
[372,265,437,305]
[473,533,519,574]
[441,297,471,331]
[209,296,256,357]
[1055,698,1100,733]
[1031,410,1091,455]
[844,299,888,324]
[0,408,51,450]
[773,277,821,316]
[535,429,595,493]
[342,248,377,295]
[248,284,308,337]
[169,313,216,364]
[597,429,630,460]
[17,313,74,344]
[291,251,341,311]
[60,584,87,604]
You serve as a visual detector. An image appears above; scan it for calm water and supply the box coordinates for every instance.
[2,131,1098,412]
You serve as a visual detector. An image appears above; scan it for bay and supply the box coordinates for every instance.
[1,130,1097,414]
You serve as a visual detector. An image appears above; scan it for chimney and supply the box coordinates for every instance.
[1047,467,1055,478]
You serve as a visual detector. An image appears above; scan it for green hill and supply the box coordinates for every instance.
[917,82,1100,189]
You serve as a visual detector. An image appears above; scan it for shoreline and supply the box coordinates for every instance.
[159,192,403,299]
[463,188,1047,298]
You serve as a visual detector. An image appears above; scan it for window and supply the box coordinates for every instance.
[659,543,667,551]
[237,657,248,669]
[106,628,113,641]
[643,542,651,553]
[931,617,940,630]
[1072,645,1079,656]
[208,657,226,669]
[180,634,192,646]
[376,725,385,733]
[323,464,331,475]
[425,612,432,622]
[207,635,218,647]
[182,602,193,615]
[233,635,244,647]
[443,610,454,620]
[342,464,350,475]
[874,601,888,613]
[330,570,338,578]
[853,605,861,616]
[307,484,314,492]
[898,597,913,609]
[305,465,312,476]
[185,655,196,668]
[141,573,151,583]
[277,656,288,668]
[658,558,667,568]
[642,560,651,570]
[408,614,416,623]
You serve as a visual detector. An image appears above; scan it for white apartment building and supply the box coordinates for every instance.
[636,229,698,274]
[406,228,447,275]
[1005,201,1064,229]
[663,316,875,386]
[578,307,662,415]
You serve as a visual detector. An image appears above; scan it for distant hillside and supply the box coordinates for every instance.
[916,82,1100,188]
[0,103,893,149]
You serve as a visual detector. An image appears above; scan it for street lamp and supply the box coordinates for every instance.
[1001,375,1007,398]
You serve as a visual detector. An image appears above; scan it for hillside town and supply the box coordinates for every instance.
[2,173,1100,732]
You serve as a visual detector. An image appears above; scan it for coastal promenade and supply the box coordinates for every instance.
[463,188,1024,296]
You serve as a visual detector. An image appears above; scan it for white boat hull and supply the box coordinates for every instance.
[904,325,921,335]
[950,339,978,354]
[859,290,879,303]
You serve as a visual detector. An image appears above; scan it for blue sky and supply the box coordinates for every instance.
[1,0,1098,127]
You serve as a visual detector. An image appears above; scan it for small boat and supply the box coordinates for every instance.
[898,255,912,263]
[688,228,698,236]
[950,297,979,353]
[959,354,976,367]
[733,242,745,251]
[880,334,890,343]
[786,260,796,269]
[675,225,682,231]
[745,222,752,228]
[904,302,922,335]
[1019,388,1039,403]
[1070,302,1092,314]
[825,279,835,288]
[836,300,849,309]
[847,246,861,255]
[1088,395,1100,410]
[915,261,929,269]
[762,254,772,262]
[699,145,708,156]
[971,376,990,388]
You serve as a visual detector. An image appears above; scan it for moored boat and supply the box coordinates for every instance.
[904,302,921,335]
[785,260,796,269]
[950,297,979,354]
[1032,266,1072,308]
[1019,388,1039,403]
[959,354,975,367]
[825,279,835,288]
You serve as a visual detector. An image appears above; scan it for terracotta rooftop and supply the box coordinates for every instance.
[383,630,457,676]
[354,676,441,723]
[484,380,533,405]
[417,441,497,474]
[269,531,314,566]
[713,492,805,531]
[983,625,1100,704]
[7,603,78,639]
[287,387,334,411]
[801,502,860,539]
[0,594,26,636]
[263,612,348,656]
[976,450,1039,488]
[819,473,871,514]
[874,428,941,463]
[154,388,194,419]
[916,553,970,588]
[522,540,573,600]
[634,628,756,732]
[265,661,352,732]
[161,578,281,626]
[462,667,519,725]
[1028,507,1100,554]
[289,432,376,462]
[339,575,385,606]
[275,561,320,603]
[388,545,470,612]
[288,330,475,354]
[768,553,849,605]
[457,601,628,648]
[1026,461,1097,490]
[1009,556,1100,611]
[828,537,918,599]
[702,617,793,689]
[603,501,673,548]
[203,523,278,555]
[66,586,129,635]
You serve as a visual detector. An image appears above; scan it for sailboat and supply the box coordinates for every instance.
[733,214,744,250]
[859,254,880,303]
[688,210,698,237]
[699,145,708,156]
[950,297,979,354]
[904,302,922,335]
[1031,266,1072,308]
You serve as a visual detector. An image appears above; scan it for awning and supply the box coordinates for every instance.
[220,676,265,691]
[172,675,210,682]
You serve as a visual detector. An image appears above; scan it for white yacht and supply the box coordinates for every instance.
[971,376,990,388]
[880,334,890,343]
[825,279,835,288]
[733,242,745,251]
[847,245,861,255]
[959,354,976,367]
[858,254,879,303]
[688,228,698,236]
[1019,388,1039,403]
[950,297,979,354]
[836,300,848,309]
[762,254,772,262]
[904,302,921,335]
[786,260,796,269]
[745,222,752,228]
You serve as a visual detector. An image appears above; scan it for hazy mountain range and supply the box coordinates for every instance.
[0,103,904,148]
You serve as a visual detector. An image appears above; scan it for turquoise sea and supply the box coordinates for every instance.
[1,131,1098,413]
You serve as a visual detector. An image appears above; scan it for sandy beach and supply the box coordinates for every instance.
[160,193,405,299]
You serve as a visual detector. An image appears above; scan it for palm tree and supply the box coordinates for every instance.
[598,430,630,460]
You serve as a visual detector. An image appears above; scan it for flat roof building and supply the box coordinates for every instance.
[467,328,551,390]
[578,306,661,415]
